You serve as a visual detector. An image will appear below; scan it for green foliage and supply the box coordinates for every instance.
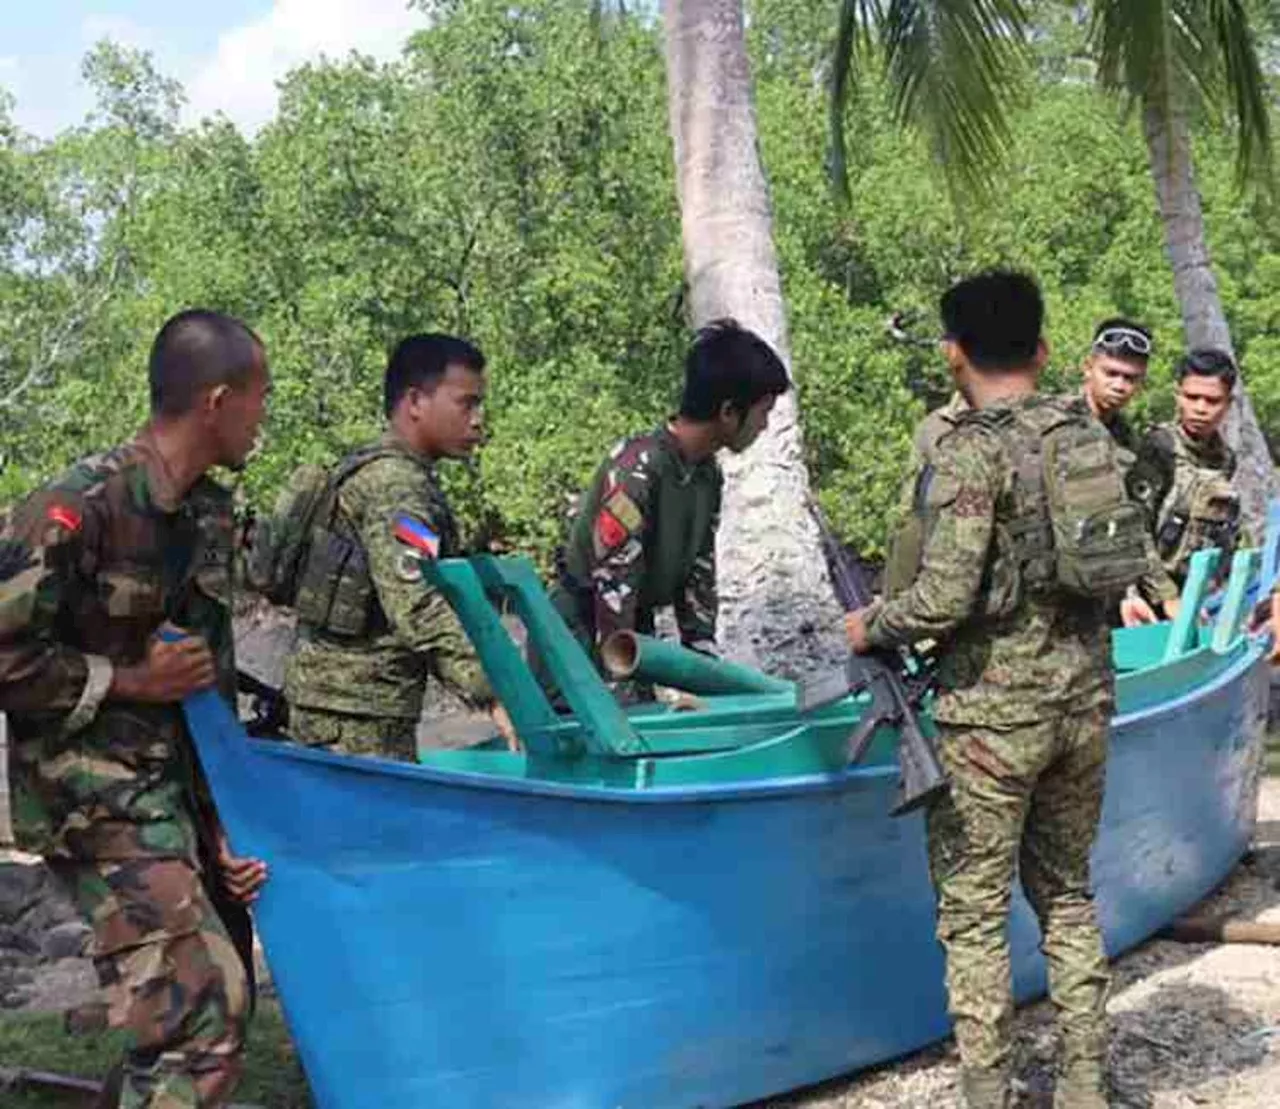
[1,0,1280,562]
[0,1003,310,1108]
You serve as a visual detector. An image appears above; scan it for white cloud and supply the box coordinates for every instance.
[185,0,427,133]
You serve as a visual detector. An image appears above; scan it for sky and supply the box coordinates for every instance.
[0,1,430,137]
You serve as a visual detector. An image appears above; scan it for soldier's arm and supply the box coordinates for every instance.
[674,480,719,653]
[1126,432,1175,527]
[864,434,998,648]
[1136,533,1181,610]
[0,494,113,733]
[587,462,653,646]
[357,470,494,707]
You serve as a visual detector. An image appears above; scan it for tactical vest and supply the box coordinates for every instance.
[1148,428,1241,574]
[246,444,398,636]
[885,397,1148,606]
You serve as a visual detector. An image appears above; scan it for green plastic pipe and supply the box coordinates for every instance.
[469,555,649,757]
[600,631,794,698]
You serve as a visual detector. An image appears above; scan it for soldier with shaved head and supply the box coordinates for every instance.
[0,308,271,1108]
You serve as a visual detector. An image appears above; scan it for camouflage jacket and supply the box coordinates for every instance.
[554,425,722,651]
[1089,402,1179,605]
[866,395,1114,728]
[0,434,236,861]
[283,431,492,722]
[1127,422,1248,583]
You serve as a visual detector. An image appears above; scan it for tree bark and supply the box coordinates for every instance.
[1142,101,1276,539]
[661,0,842,677]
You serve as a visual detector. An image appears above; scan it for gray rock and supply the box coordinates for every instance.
[0,862,47,925]
[41,920,91,960]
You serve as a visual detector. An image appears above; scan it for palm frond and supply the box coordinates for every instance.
[828,0,880,206]
[1203,0,1272,184]
[828,0,1032,203]
[1090,0,1271,187]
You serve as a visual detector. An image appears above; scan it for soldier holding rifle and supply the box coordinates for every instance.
[846,271,1142,1109]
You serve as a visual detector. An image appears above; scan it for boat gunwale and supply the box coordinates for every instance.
[235,633,1269,807]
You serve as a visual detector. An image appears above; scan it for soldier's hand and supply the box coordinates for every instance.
[845,609,871,654]
[1119,595,1159,627]
[491,703,520,752]
[111,627,217,703]
[216,832,268,904]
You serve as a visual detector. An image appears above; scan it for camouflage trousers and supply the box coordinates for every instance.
[51,857,251,1109]
[288,705,418,761]
[927,708,1111,1082]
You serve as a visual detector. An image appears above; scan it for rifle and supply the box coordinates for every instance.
[802,497,947,815]
[235,668,289,738]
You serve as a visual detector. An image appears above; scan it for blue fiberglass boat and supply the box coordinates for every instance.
[187,544,1272,1109]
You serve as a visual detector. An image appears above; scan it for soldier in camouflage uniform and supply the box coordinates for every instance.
[547,320,789,699]
[1127,348,1247,586]
[0,310,271,1108]
[847,272,1114,1109]
[283,334,513,759]
[1079,319,1182,625]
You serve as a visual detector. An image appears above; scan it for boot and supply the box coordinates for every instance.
[961,1067,1012,1109]
[1054,1062,1109,1108]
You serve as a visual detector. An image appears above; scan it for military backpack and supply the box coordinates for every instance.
[245,445,395,634]
[886,397,1149,604]
[999,397,1150,599]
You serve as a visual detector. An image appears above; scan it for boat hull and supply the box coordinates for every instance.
[192,641,1268,1109]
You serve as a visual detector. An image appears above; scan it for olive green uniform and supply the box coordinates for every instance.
[549,426,721,696]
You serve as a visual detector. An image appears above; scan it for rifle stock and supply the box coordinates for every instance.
[806,498,947,814]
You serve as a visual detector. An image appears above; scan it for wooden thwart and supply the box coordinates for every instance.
[1160,915,1280,946]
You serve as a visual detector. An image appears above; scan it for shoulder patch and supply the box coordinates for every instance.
[601,488,643,534]
[392,513,440,558]
[45,503,82,534]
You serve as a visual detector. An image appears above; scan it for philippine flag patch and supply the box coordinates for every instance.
[392,513,440,559]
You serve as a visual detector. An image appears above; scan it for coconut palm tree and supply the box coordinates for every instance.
[663,0,843,675]
[662,0,1030,670]
[830,0,1276,531]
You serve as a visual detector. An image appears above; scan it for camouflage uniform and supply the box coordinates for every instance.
[0,433,251,1109]
[283,431,492,758]
[867,395,1113,1107]
[1127,422,1247,586]
[885,393,970,598]
[1087,397,1180,613]
[547,426,721,698]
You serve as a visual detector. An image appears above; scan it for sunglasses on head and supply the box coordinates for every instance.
[1092,327,1152,358]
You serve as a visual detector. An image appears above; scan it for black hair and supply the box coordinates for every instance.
[1175,347,1237,390]
[149,309,263,416]
[678,319,790,421]
[939,269,1043,372]
[384,333,486,417]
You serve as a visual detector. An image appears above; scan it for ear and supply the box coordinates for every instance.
[205,383,231,417]
[1033,338,1049,371]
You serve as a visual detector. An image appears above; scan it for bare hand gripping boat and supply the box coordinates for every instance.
[186,541,1274,1108]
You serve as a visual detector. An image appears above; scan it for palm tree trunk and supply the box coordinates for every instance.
[662,0,842,677]
[1142,101,1276,538]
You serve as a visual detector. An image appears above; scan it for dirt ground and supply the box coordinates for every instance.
[766,778,1280,1108]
